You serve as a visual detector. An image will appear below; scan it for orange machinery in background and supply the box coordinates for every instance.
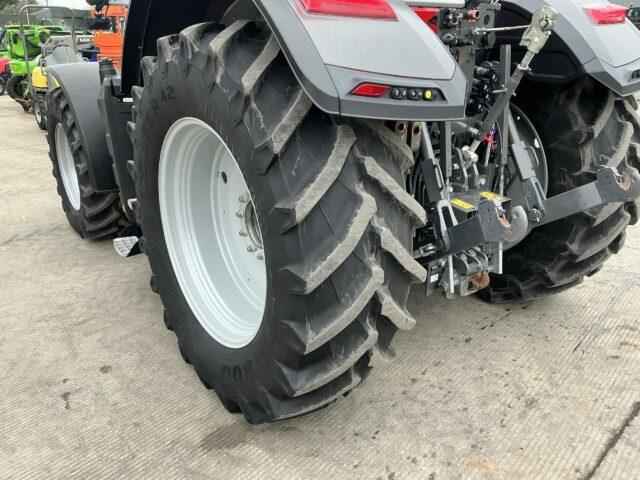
[90,5,127,71]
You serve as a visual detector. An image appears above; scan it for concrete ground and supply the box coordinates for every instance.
[0,93,639,480]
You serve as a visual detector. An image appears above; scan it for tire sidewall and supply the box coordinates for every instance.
[46,91,90,237]
[134,61,292,407]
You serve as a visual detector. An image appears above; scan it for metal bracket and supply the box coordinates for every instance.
[507,112,548,222]
[520,6,558,55]
[441,249,492,297]
[448,200,528,254]
[419,130,447,205]
[433,199,458,252]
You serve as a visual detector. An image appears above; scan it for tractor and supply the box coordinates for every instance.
[44,0,640,424]
[8,6,95,130]
[0,57,9,96]
[87,1,128,71]
[7,2,126,129]
[1,22,68,112]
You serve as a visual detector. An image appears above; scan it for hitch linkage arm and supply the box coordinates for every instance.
[508,110,640,227]
[536,168,640,227]
[466,6,559,159]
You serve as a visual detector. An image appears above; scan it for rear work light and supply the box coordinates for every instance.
[299,0,397,20]
[583,3,628,25]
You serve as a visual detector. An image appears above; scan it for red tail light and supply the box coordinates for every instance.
[412,7,439,32]
[351,83,391,97]
[299,0,397,20]
[584,3,628,25]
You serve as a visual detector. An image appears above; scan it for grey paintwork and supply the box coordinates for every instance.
[502,0,640,96]
[292,0,454,80]
[328,65,467,121]
[120,0,640,121]
[252,0,468,120]
[253,0,640,120]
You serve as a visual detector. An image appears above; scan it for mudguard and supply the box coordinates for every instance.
[47,62,118,192]
[121,0,467,121]
[251,0,467,120]
[499,0,640,96]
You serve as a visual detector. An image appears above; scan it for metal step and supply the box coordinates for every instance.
[113,236,141,258]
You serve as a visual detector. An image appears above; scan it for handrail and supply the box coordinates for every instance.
[19,5,78,100]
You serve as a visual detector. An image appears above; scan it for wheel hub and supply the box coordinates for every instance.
[158,117,267,349]
[239,197,264,254]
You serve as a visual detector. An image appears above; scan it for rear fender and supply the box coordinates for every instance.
[498,0,640,96]
[47,62,117,193]
[121,0,467,120]
[250,0,466,120]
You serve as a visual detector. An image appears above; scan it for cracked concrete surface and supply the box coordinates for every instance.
[0,94,639,479]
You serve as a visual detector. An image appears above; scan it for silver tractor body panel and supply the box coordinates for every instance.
[501,0,640,96]
[253,0,468,120]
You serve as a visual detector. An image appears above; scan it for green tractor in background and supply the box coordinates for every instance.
[0,23,67,111]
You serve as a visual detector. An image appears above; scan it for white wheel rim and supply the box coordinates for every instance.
[159,117,267,349]
[55,123,81,211]
[34,103,42,123]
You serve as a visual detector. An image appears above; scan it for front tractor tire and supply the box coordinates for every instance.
[131,21,427,423]
[46,89,127,239]
[484,78,640,301]
[6,75,31,113]
[34,94,47,131]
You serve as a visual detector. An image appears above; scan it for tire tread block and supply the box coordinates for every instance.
[281,263,384,354]
[273,125,356,231]
[283,191,377,294]
[275,317,377,397]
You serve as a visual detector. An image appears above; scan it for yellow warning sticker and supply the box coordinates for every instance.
[451,198,475,210]
[479,191,504,201]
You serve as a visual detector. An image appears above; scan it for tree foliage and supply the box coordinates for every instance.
[0,0,17,10]
[1,0,36,15]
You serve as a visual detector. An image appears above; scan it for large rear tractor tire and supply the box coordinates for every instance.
[483,78,640,302]
[131,21,427,423]
[46,88,127,239]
